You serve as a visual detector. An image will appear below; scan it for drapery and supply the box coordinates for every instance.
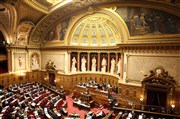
[147,90,167,107]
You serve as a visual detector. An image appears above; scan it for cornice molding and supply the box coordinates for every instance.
[7,45,40,50]
[40,45,121,52]
[22,0,49,14]
[117,42,180,53]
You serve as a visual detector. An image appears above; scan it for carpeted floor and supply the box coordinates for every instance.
[65,96,110,119]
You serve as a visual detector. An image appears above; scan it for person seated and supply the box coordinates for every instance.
[121,111,128,119]
[95,111,105,118]
[37,106,44,115]
[127,111,133,118]
[86,112,95,119]
[138,113,145,119]
[48,108,59,119]
[60,107,67,115]
[0,104,2,112]
[84,88,89,95]
[2,100,8,107]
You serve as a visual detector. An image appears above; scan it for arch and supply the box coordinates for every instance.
[65,8,129,46]
[0,31,8,73]
[0,3,17,44]
[0,24,11,44]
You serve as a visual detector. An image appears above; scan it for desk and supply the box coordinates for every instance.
[81,93,91,103]
[102,111,114,119]
[73,101,90,111]
[69,113,80,118]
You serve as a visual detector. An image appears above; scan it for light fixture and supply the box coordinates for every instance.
[44,77,47,81]
[171,104,175,108]
[140,97,143,101]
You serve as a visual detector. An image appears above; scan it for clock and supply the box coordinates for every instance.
[155,68,163,75]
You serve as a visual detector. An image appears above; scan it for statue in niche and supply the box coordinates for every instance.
[110,58,116,74]
[91,57,96,71]
[117,58,122,76]
[31,54,39,70]
[101,57,107,72]
[81,57,86,72]
[71,57,77,72]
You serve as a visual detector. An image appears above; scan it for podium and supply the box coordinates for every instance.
[81,93,91,103]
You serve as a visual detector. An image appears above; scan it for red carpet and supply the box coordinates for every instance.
[65,96,110,119]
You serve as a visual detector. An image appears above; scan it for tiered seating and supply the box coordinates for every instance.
[1,106,11,118]
[54,99,67,110]
[38,97,49,108]
[0,82,68,119]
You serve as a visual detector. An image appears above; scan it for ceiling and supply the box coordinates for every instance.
[0,0,180,46]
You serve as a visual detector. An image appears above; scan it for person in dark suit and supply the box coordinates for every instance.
[84,88,89,94]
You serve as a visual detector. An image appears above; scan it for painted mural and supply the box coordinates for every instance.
[115,7,180,36]
[46,18,70,41]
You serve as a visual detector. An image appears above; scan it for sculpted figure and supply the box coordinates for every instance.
[31,55,39,70]
[91,57,96,71]
[101,57,107,72]
[81,57,86,72]
[71,57,77,72]
[110,58,115,74]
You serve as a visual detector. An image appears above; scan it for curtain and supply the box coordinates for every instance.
[147,90,167,107]
[157,92,167,107]
[147,90,155,106]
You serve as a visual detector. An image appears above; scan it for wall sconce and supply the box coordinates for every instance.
[171,104,175,109]
[44,77,47,81]
[128,101,133,106]
[140,97,144,102]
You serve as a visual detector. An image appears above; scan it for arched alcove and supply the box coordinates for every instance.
[0,31,8,73]
[67,8,129,46]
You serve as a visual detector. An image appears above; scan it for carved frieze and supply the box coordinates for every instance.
[15,21,34,46]
[118,43,180,53]
[142,66,176,88]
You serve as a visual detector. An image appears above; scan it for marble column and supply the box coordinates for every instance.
[120,53,124,79]
[67,52,71,73]
[7,48,12,72]
[107,53,110,72]
[77,52,80,72]
[98,52,100,71]
[87,52,90,71]
[115,52,118,74]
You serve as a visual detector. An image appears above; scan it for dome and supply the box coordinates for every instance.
[70,14,121,46]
